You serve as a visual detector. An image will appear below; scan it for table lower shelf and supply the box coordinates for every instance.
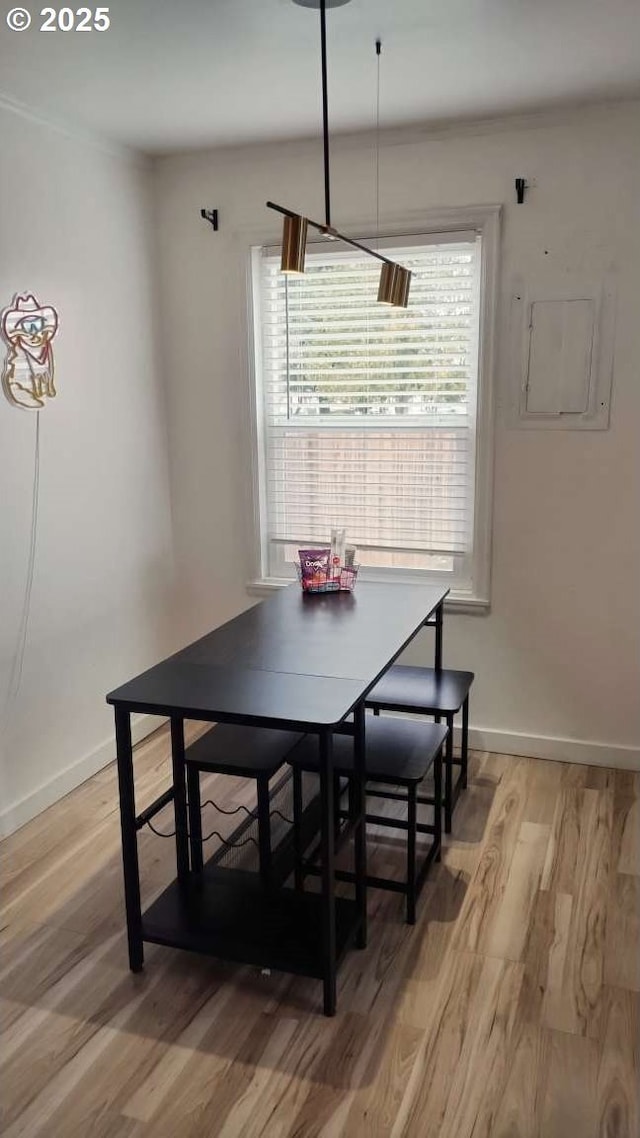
[142,867,361,980]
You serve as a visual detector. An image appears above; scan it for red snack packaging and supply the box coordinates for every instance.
[298,548,335,591]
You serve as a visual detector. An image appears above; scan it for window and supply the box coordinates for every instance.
[251,210,498,606]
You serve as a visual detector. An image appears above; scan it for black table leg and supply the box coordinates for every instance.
[319,729,336,1016]
[257,776,272,890]
[114,706,144,972]
[170,717,190,882]
[353,701,367,949]
[292,766,305,892]
[434,744,443,861]
[187,764,204,875]
[406,786,417,925]
[461,696,469,790]
[434,600,444,673]
[444,717,454,834]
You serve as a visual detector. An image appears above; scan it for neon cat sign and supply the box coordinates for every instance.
[1,293,60,410]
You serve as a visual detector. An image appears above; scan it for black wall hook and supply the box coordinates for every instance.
[515,178,528,204]
[200,209,219,231]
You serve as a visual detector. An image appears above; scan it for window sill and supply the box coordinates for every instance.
[246,578,490,615]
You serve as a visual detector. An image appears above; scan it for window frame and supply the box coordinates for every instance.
[246,204,501,613]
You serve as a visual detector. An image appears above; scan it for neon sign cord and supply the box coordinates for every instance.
[4,410,41,715]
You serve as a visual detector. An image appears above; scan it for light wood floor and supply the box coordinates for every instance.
[1,726,638,1137]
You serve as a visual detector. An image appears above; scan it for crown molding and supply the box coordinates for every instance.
[332,93,640,150]
[2,85,637,166]
[0,90,148,167]
[153,93,640,164]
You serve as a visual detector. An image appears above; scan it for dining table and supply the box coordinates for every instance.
[106,579,449,1015]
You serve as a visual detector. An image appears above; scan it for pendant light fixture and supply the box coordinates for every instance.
[267,0,411,308]
[377,262,399,305]
[393,265,412,308]
[281,214,308,274]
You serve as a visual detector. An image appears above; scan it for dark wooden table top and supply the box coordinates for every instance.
[106,581,448,728]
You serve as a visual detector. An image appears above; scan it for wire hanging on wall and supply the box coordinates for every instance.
[3,411,41,717]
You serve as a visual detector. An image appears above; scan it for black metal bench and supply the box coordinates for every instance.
[185,724,303,887]
[366,667,474,832]
[288,716,447,924]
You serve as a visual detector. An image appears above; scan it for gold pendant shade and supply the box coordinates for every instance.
[377,262,400,305]
[377,263,412,308]
[280,214,308,274]
[392,266,412,308]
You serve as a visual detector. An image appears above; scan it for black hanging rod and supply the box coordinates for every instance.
[320,0,331,227]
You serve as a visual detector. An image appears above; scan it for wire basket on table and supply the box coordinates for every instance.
[295,562,359,594]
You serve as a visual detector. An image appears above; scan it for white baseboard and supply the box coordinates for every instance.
[0,714,167,839]
[463,725,640,771]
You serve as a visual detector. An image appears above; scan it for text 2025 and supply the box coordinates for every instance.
[40,7,110,31]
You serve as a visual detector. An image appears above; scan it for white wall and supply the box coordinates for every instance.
[0,105,177,834]
[154,101,640,769]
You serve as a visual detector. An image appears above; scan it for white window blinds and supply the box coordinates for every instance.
[256,233,482,580]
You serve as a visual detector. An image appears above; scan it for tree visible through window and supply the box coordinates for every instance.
[253,229,489,596]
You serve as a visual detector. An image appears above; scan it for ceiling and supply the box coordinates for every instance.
[1,0,639,153]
